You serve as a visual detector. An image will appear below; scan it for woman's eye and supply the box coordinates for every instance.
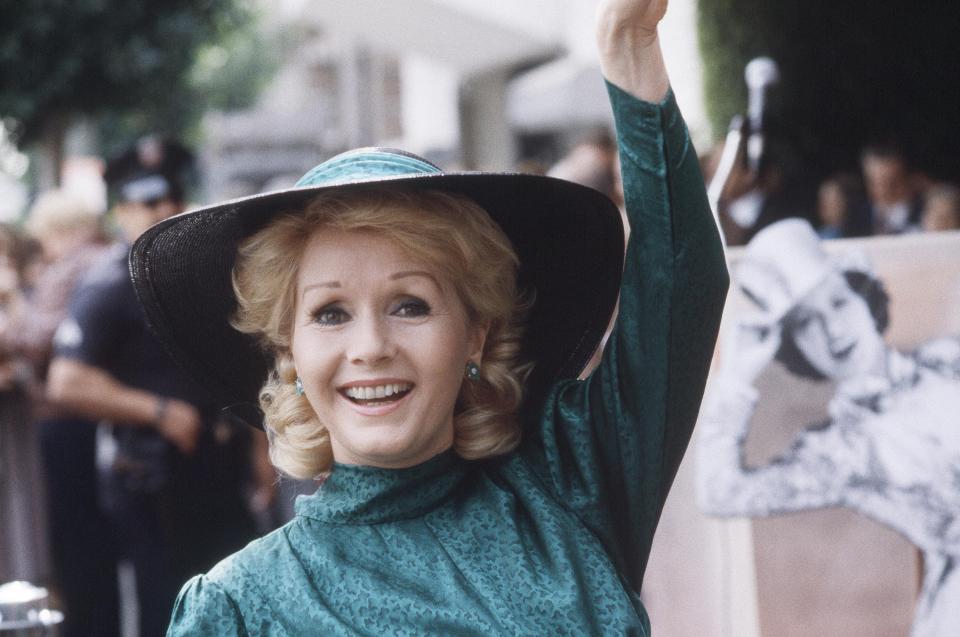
[393,298,431,318]
[312,306,349,325]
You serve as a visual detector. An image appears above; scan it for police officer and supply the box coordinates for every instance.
[47,138,262,637]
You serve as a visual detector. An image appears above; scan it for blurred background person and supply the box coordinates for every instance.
[46,137,266,637]
[706,130,812,247]
[861,143,925,235]
[921,184,960,232]
[4,190,116,637]
[0,223,48,588]
[716,150,784,246]
[547,127,622,209]
[816,172,871,239]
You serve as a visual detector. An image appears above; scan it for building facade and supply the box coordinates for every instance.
[201,0,706,200]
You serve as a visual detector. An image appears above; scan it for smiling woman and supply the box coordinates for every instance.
[777,269,890,381]
[127,1,730,634]
[230,188,528,477]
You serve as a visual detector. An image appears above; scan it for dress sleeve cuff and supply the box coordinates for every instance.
[604,80,691,174]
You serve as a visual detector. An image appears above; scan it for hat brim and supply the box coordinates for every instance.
[130,171,624,427]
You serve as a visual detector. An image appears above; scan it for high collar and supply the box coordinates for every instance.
[294,449,470,525]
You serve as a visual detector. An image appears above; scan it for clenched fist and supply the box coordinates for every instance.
[597,0,668,44]
[596,0,670,102]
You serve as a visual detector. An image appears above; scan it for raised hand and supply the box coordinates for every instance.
[597,0,668,44]
[719,311,782,385]
[596,0,670,102]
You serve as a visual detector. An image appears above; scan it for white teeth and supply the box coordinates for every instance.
[344,383,411,400]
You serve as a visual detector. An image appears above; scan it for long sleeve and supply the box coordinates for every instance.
[523,82,729,589]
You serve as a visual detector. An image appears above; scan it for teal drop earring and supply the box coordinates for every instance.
[295,377,304,396]
[465,361,481,381]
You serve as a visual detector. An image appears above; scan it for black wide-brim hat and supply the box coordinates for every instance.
[130,148,623,428]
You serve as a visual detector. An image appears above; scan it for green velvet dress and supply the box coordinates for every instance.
[167,82,729,636]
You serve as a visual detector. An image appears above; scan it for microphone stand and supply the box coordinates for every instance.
[706,57,780,253]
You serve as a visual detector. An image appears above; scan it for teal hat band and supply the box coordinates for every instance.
[295,147,442,188]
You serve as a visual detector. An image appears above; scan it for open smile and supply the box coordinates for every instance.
[831,341,857,360]
[337,381,414,415]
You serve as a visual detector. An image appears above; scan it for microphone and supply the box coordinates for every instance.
[744,57,780,173]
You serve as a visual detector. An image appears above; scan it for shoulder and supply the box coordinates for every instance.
[202,525,295,593]
[68,245,133,315]
[169,573,247,636]
[73,243,129,295]
[169,527,295,635]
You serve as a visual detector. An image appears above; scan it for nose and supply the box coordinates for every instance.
[347,313,396,365]
[820,311,847,344]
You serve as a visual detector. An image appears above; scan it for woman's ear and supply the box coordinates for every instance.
[468,320,491,364]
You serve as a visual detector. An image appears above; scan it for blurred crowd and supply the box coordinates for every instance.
[705,139,960,245]
[819,145,960,236]
[519,129,960,247]
[0,138,284,637]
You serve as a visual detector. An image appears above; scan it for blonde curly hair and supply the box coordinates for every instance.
[231,187,531,479]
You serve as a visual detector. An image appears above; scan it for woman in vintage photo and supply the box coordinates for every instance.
[697,217,960,637]
[130,0,728,633]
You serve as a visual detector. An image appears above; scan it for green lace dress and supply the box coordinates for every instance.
[167,82,728,636]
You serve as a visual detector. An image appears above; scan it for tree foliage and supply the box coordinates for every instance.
[0,0,266,150]
[698,0,960,182]
[93,12,279,156]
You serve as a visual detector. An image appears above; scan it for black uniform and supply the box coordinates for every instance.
[54,243,257,637]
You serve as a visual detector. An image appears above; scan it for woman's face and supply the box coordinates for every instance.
[290,229,486,469]
[788,271,885,381]
[817,181,846,227]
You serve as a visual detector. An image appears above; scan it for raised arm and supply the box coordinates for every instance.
[526,0,729,589]
[696,315,849,516]
[696,379,848,516]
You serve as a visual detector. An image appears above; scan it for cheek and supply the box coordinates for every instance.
[290,329,336,384]
[838,298,875,335]
[795,326,829,364]
[419,325,471,377]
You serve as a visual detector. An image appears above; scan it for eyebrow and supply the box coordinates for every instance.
[390,270,439,286]
[301,281,341,298]
[300,280,340,305]
[300,270,439,302]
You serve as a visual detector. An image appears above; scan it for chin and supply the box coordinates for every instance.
[339,434,440,468]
